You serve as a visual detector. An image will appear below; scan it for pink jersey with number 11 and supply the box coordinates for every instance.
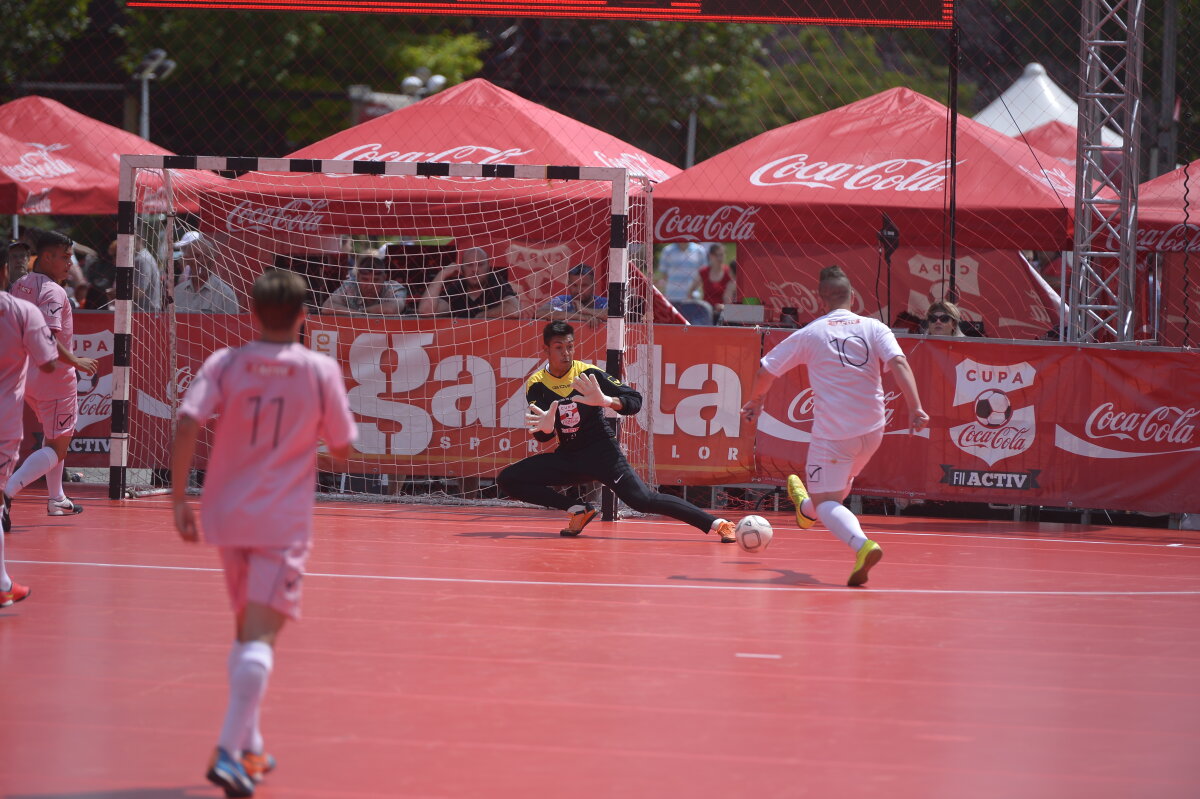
[178,341,356,548]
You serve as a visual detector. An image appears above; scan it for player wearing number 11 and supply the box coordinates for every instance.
[171,269,357,797]
[741,266,928,586]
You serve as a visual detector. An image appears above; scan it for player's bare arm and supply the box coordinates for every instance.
[57,339,98,375]
[888,354,929,432]
[741,367,778,422]
[170,414,201,542]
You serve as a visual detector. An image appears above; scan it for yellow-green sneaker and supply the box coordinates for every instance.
[848,540,883,587]
[786,474,817,530]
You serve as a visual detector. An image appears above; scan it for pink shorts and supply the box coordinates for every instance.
[218,542,311,621]
[26,393,78,440]
[805,428,885,495]
[0,437,19,486]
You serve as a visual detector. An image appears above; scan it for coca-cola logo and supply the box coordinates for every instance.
[1114,223,1200,254]
[76,373,114,432]
[758,387,915,443]
[328,143,534,182]
[135,367,196,420]
[749,154,958,192]
[227,198,329,234]
[22,188,52,214]
[1055,402,1200,460]
[950,358,1037,465]
[654,205,759,242]
[1016,165,1076,196]
[1,142,75,183]
[1085,403,1198,444]
[592,151,671,183]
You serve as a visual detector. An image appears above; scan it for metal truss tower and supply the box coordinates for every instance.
[1071,0,1147,342]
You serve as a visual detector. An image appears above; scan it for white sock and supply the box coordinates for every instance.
[46,460,66,502]
[800,498,816,521]
[0,526,10,591]
[816,500,869,552]
[226,641,265,753]
[6,447,59,497]
[218,641,273,755]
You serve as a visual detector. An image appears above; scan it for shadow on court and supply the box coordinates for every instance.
[9,787,213,799]
[668,567,823,586]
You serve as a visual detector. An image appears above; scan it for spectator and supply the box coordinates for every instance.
[83,241,119,310]
[321,254,407,315]
[924,300,966,337]
[539,264,607,323]
[419,246,519,319]
[693,244,736,323]
[5,239,33,291]
[656,240,707,304]
[175,236,239,314]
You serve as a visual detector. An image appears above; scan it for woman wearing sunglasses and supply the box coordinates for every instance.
[925,300,966,337]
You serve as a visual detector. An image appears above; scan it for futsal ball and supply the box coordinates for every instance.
[735,515,774,553]
[974,389,1013,428]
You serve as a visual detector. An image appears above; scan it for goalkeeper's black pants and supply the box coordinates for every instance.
[497,439,717,533]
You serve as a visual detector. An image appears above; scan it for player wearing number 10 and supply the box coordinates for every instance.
[171,269,356,797]
[741,266,928,586]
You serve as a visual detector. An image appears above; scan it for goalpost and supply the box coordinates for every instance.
[110,155,656,507]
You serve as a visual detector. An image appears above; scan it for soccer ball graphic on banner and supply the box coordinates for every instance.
[974,389,1014,428]
[735,515,774,553]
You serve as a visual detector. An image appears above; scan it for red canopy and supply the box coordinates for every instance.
[200,79,678,240]
[0,96,199,216]
[198,79,684,321]
[1135,160,1200,252]
[1014,120,1077,163]
[653,87,1080,250]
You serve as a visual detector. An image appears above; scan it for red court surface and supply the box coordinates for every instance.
[2,487,1199,799]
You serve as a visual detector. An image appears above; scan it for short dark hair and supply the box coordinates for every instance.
[818,264,852,304]
[567,263,593,277]
[543,319,574,344]
[252,268,308,330]
[36,230,73,256]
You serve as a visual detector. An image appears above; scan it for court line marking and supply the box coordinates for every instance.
[12,559,1200,597]
[735,653,783,659]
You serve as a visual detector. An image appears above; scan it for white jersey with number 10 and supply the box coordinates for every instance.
[760,308,903,441]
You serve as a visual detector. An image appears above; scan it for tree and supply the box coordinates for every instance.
[0,0,90,91]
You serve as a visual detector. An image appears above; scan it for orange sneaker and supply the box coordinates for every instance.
[710,518,737,543]
[0,580,30,607]
[241,750,276,783]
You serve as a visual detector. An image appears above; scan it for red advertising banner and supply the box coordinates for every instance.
[52,315,1199,514]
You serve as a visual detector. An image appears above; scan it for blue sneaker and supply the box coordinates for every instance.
[206,747,255,797]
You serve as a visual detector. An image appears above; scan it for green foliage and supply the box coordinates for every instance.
[0,0,91,89]
[116,8,488,146]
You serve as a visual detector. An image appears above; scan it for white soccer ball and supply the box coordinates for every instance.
[735,515,774,553]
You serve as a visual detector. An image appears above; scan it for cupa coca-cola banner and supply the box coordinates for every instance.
[57,315,1199,515]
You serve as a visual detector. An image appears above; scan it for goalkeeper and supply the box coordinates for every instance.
[498,321,736,542]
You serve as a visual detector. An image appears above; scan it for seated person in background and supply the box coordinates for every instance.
[539,264,607,323]
[3,240,33,293]
[322,254,407,315]
[300,254,347,312]
[924,300,966,337]
[175,236,240,314]
[693,244,736,323]
[419,246,519,319]
[83,241,119,310]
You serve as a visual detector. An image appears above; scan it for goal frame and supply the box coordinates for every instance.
[109,154,645,502]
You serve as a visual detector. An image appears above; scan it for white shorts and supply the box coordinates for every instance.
[219,542,311,621]
[805,428,885,495]
[26,393,78,440]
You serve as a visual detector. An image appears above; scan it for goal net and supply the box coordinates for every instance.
[111,155,655,505]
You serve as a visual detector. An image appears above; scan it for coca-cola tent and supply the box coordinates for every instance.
[1133,161,1200,347]
[1014,120,1077,164]
[652,87,1071,336]
[199,78,685,320]
[0,96,214,216]
[654,87,1079,250]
